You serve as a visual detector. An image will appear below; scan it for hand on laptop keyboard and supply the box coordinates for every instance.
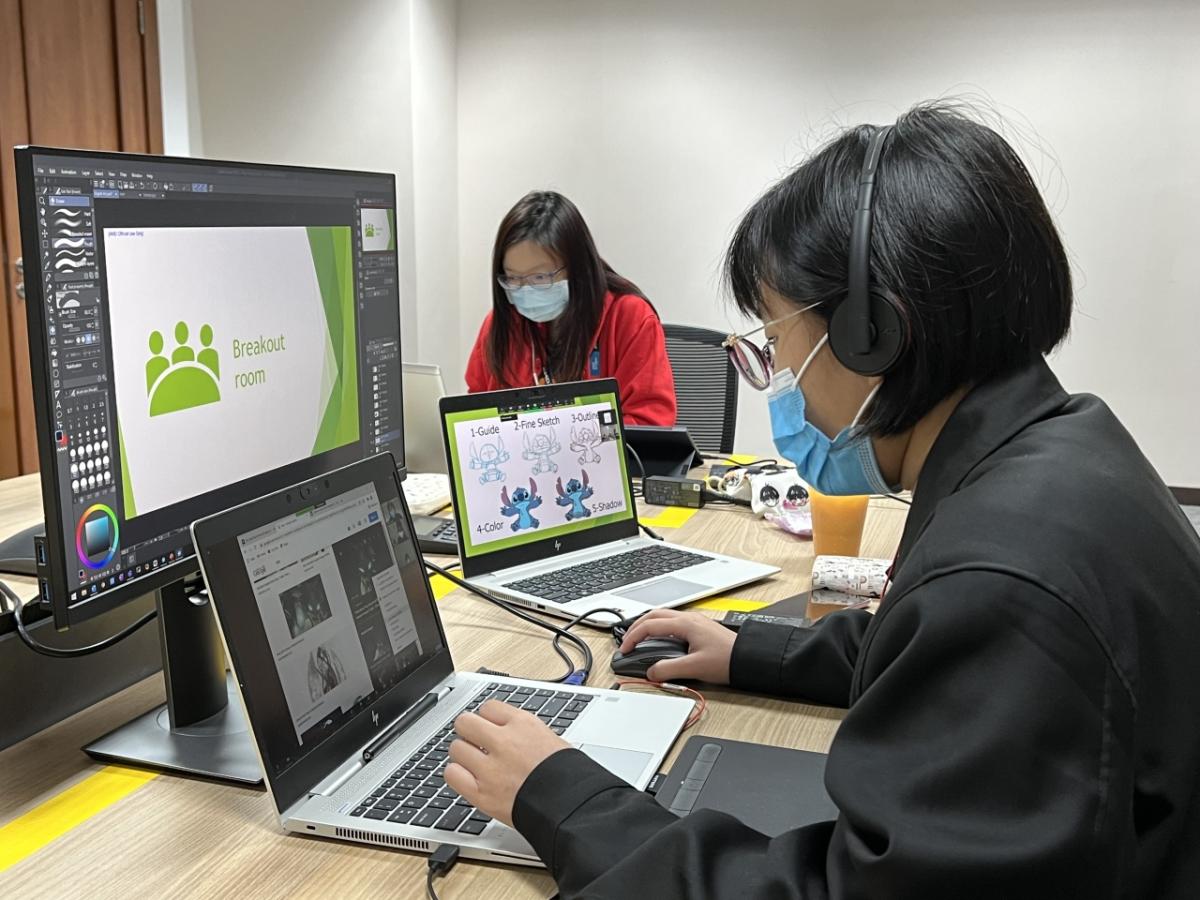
[445,699,574,827]
[349,684,593,832]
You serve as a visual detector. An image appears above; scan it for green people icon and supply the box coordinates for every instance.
[146,321,221,417]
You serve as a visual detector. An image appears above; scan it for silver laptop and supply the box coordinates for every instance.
[438,378,779,623]
[191,453,692,867]
[402,362,448,473]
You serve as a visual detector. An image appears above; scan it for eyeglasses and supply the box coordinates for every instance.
[497,266,566,291]
[722,302,820,391]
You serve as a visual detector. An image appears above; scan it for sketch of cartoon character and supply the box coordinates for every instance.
[500,478,542,531]
[570,424,602,465]
[469,438,510,484]
[555,470,594,521]
[782,483,809,511]
[522,428,561,475]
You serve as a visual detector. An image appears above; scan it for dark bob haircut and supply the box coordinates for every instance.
[725,100,1072,436]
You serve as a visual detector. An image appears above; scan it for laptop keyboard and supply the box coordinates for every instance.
[348,683,594,833]
[503,544,710,603]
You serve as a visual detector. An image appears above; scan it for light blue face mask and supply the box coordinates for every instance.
[767,333,897,496]
[506,280,570,323]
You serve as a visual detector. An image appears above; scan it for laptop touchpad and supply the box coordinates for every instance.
[577,744,653,784]
[614,576,705,606]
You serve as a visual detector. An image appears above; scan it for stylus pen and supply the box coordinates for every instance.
[362,686,451,762]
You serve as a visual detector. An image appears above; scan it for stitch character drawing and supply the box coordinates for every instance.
[522,428,561,475]
[465,439,508,487]
[500,479,542,531]
[570,424,602,465]
[469,439,510,485]
[556,470,594,521]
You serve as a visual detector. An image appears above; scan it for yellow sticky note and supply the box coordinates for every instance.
[687,596,772,612]
[429,571,463,601]
[639,506,699,529]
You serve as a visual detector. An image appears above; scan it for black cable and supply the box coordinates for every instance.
[640,523,663,540]
[550,605,627,667]
[702,488,751,508]
[1,579,158,659]
[625,444,647,492]
[426,844,459,900]
[883,494,913,506]
[423,559,594,683]
[701,455,789,472]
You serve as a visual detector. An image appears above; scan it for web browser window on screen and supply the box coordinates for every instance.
[443,391,635,558]
[238,482,422,745]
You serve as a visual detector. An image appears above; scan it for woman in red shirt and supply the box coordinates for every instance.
[464,191,677,426]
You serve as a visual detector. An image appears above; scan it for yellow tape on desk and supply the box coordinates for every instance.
[639,506,699,529]
[686,596,772,612]
[0,765,157,872]
[429,570,463,601]
[725,454,760,465]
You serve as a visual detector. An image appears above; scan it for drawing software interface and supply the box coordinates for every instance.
[27,153,403,604]
[443,390,635,559]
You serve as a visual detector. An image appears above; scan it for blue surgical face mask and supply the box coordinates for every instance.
[506,280,569,323]
[767,333,897,496]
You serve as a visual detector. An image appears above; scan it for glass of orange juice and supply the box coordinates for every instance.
[810,490,869,559]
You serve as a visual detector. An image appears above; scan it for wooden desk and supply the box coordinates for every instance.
[0,475,906,899]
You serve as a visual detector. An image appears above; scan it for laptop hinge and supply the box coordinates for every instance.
[310,756,365,799]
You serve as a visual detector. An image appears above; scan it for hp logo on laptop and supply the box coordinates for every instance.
[554,540,562,552]
[371,710,379,727]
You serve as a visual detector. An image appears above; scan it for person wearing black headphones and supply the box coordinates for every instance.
[443,103,1200,898]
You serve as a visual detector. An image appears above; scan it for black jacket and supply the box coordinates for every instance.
[511,359,1200,899]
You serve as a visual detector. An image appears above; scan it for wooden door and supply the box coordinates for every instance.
[0,0,161,477]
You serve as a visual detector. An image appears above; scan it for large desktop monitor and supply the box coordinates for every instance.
[13,146,405,781]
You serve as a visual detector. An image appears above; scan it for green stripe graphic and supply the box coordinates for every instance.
[307,226,360,455]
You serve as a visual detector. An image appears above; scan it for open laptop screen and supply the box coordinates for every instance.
[440,380,637,572]
[193,456,452,810]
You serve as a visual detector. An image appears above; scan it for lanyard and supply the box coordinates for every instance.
[531,345,551,385]
[530,344,601,384]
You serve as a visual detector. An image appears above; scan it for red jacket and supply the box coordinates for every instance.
[465,292,677,426]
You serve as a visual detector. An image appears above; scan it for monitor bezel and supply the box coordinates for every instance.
[438,378,641,578]
[14,145,403,630]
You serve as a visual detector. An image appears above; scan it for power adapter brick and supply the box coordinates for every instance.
[642,475,706,509]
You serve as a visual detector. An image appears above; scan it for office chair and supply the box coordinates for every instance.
[662,323,739,455]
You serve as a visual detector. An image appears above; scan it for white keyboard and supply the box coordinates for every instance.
[403,472,452,516]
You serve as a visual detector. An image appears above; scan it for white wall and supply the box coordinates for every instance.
[188,0,421,361]
[156,0,202,157]
[457,0,1200,484]
[409,0,463,390]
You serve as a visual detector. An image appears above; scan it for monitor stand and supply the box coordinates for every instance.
[84,580,263,785]
[0,521,40,576]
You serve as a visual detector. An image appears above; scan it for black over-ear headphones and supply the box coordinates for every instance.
[828,125,905,376]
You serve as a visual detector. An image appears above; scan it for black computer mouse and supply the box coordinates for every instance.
[610,637,690,678]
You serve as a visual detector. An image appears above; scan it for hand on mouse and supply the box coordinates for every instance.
[619,609,736,684]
